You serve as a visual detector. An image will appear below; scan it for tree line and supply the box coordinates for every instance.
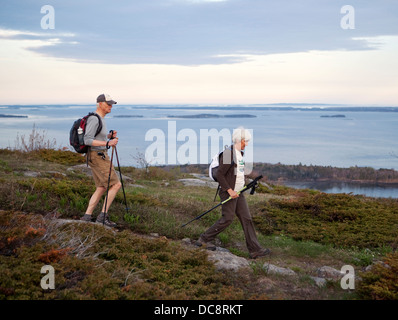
[168,163,398,184]
[252,163,398,183]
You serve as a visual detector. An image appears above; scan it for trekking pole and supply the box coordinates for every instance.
[103,145,115,225]
[181,175,263,228]
[108,130,129,214]
[180,196,230,228]
[113,144,129,215]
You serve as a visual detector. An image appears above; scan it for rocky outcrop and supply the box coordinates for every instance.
[180,237,363,290]
[316,266,345,280]
[181,239,250,272]
[178,173,218,189]
[263,263,296,276]
[206,247,251,272]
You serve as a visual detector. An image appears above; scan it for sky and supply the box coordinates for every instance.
[0,0,397,105]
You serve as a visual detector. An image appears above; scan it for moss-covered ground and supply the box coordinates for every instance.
[1,148,397,300]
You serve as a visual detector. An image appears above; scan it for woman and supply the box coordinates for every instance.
[196,127,271,259]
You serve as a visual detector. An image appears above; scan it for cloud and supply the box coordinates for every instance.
[1,0,397,65]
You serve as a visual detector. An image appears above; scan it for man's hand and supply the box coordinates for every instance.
[108,137,118,147]
[108,130,117,139]
[227,188,239,199]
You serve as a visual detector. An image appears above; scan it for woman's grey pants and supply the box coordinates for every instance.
[200,191,263,254]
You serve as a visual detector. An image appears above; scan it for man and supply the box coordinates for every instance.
[80,94,122,227]
[196,127,271,259]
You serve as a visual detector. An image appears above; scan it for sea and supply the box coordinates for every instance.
[1,104,398,198]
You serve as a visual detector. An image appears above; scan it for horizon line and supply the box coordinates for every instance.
[1,103,398,108]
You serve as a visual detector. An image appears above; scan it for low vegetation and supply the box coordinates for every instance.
[253,185,398,250]
[0,210,245,300]
[0,146,397,300]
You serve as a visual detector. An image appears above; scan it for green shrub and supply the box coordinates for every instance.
[253,192,398,249]
[0,211,246,300]
[357,252,398,299]
[36,149,86,165]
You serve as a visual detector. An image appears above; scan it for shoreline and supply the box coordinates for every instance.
[160,162,398,185]
[272,178,398,185]
[279,179,398,187]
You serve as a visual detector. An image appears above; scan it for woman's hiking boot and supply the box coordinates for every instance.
[249,248,271,259]
[195,236,216,251]
[95,212,117,227]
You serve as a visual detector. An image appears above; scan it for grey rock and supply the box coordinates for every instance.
[316,266,343,280]
[67,164,92,176]
[264,263,297,276]
[364,260,391,272]
[23,171,41,177]
[310,276,327,288]
[206,248,251,272]
[46,171,66,177]
[181,238,192,245]
[178,178,218,188]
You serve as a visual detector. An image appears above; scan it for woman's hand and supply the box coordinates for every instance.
[227,189,239,199]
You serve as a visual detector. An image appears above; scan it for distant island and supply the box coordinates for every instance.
[2,104,398,113]
[167,113,256,119]
[0,114,28,118]
[127,105,398,113]
[113,115,144,118]
[320,114,346,118]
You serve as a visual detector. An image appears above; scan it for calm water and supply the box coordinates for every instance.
[284,181,398,199]
[1,104,398,197]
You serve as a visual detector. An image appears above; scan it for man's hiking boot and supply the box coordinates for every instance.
[195,236,216,251]
[80,214,93,222]
[95,212,117,227]
[249,248,271,259]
